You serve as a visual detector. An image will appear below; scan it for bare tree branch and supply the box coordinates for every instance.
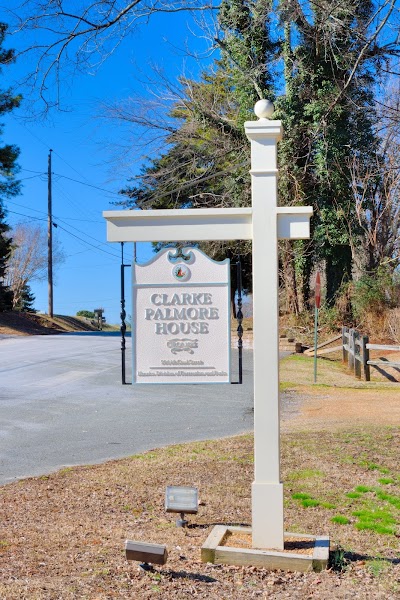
[3,0,219,112]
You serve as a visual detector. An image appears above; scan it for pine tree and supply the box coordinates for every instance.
[14,283,35,312]
[0,22,21,311]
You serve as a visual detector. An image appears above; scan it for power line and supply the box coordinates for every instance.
[6,208,120,260]
[54,173,124,197]
[7,209,47,222]
[7,199,104,223]
[55,223,121,259]
[8,190,121,249]
[15,121,123,198]
[53,178,102,221]
[20,168,46,175]
[54,216,116,250]
[19,174,45,182]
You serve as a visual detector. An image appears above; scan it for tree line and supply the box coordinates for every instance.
[2,1,400,328]
[114,0,400,324]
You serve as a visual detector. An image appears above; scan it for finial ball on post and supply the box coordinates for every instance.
[254,99,275,120]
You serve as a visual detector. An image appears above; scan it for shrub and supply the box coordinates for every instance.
[76,310,95,319]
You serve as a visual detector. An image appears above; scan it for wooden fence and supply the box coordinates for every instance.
[342,327,400,381]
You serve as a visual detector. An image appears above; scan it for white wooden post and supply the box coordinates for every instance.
[245,101,284,549]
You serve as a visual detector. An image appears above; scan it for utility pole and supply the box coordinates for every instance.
[48,149,53,318]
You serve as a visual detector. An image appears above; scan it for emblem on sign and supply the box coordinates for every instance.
[172,263,191,281]
[167,338,198,354]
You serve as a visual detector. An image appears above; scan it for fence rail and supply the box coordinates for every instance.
[342,327,400,381]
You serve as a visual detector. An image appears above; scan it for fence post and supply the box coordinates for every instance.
[361,335,370,382]
[348,328,355,371]
[342,326,348,363]
[354,330,361,379]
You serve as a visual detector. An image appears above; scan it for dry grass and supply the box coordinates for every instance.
[0,312,119,336]
[1,353,399,598]
[1,432,399,598]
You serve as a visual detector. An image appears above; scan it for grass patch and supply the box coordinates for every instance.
[331,515,350,525]
[355,522,396,535]
[301,498,320,508]
[346,492,361,499]
[367,559,391,578]
[287,469,324,481]
[374,489,400,510]
[352,508,397,535]
[291,492,320,508]
[291,492,311,500]
[355,485,374,493]
[378,478,395,485]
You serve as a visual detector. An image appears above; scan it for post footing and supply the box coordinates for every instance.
[201,526,329,572]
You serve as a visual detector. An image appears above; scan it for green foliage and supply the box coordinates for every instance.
[352,268,396,320]
[329,545,349,571]
[116,1,395,318]
[301,498,320,507]
[13,283,35,312]
[374,489,400,510]
[291,492,320,507]
[277,0,379,306]
[0,23,21,311]
[76,310,95,319]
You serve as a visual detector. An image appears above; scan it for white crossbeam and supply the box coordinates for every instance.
[104,206,312,242]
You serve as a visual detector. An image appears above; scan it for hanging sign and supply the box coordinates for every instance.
[132,247,230,384]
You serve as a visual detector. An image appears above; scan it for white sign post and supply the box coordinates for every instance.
[132,247,230,384]
[104,101,312,550]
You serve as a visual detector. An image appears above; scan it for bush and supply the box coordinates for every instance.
[76,310,95,319]
[352,269,395,320]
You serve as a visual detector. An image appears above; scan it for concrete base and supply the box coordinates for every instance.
[201,526,330,573]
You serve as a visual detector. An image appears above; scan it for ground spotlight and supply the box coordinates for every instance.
[165,485,199,527]
[125,540,168,569]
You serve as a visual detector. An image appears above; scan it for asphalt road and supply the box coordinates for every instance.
[0,333,291,485]
[1,333,252,484]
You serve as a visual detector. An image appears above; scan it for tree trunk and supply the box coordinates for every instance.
[326,246,352,305]
[281,240,299,315]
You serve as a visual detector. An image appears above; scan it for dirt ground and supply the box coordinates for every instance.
[0,311,65,335]
[0,345,399,599]
[0,312,110,336]
[282,385,400,432]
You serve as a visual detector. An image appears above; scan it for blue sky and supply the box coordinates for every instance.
[2,7,212,324]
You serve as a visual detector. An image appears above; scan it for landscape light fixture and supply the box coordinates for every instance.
[165,485,199,527]
[125,540,168,570]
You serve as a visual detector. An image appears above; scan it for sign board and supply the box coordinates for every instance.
[132,247,230,384]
